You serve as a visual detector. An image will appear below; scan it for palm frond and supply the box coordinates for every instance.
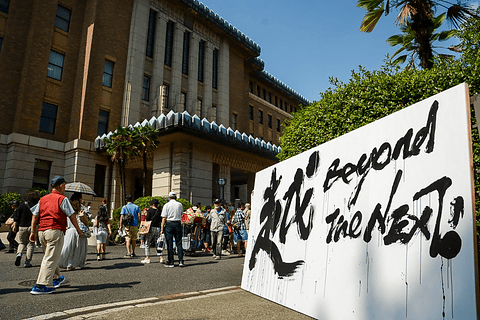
[357,0,384,11]
[446,4,478,28]
[360,5,385,32]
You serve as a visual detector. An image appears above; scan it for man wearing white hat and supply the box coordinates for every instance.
[161,191,184,267]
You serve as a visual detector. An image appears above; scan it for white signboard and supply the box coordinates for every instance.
[241,83,478,319]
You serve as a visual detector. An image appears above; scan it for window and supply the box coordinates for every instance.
[32,159,52,190]
[145,9,157,58]
[142,75,151,101]
[47,50,65,81]
[276,118,281,132]
[232,113,237,131]
[280,99,283,110]
[257,85,261,97]
[268,92,272,103]
[94,164,106,197]
[198,40,205,82]
[275,96,278,107]
[263,89,266,100]
[0,37,3,53]
[268,114,272,128]
[39,102,58,134]
[182,31,190,75]
[249,105,254,120]
[164,21,174,67]
[197,99,203,117]
[212,48,218,89]
[55,5,71,32]
[97,109,109,137]
[162,84,169,108]
[0,0,9,14]
[181,92,187,111]
[249,81,253,94]
[258,110,263,124]
[102,60,114,87]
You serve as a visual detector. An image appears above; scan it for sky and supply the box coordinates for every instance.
[201,0,474,103]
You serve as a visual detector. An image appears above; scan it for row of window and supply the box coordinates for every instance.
[40,101,110,138]
[246,106,281,132]
[249,81,298,113]
[145,9,219,90]
[32,158,107,197]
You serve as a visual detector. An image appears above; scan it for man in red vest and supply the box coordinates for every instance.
[29,176,83,294]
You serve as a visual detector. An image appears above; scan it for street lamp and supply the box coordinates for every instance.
[217,178,226,203]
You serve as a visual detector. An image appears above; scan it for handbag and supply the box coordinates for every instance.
[156,234,165,253]
[5,215,14,226]
[139,220,152,235]
[79,224,91,238]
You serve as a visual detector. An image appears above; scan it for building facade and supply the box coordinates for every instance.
[0,0,309,212]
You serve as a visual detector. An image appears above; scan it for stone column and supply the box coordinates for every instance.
[216,40,229,127]
[152,13,167,117]
[187,34,199,115]
[170,23,184,113]
[203,43,214,121]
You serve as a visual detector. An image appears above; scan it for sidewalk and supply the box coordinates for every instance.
[25,286,313,320]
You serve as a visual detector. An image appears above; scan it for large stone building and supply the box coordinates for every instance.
[0,0,309,211]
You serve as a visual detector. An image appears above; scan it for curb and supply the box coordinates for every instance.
[25,286,241,320]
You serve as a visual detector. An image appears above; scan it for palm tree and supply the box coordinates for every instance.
[133,125,159,197]
[387,13,456,68]
[357,0,477,69]
[105,126,139,205]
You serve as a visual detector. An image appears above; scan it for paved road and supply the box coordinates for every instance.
[0,243,245,320]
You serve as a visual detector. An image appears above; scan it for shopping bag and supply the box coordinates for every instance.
[139,220,152,235]
[156,234,165,253]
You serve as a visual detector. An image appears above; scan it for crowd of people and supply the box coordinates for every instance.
[2,175,253,295]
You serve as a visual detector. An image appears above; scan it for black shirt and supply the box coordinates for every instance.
[146,207,162,227]
[13,202,33,228]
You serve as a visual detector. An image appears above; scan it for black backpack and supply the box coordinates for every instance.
[122,206,134,226]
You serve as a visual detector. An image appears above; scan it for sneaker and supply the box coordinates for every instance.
[160,257,164,264]
[124,253,131,258]
[164,261,174,268]
[215,256,221,260]
[140,244,145,248]
[15,253,22,266]
[53,276,65,288]
[205,248,211,253]
[179,260,185,267]
[30,285,54,295]
[24,261,32,268]
[66,266,75,271]
[212,255,217,259]
[97,255,101,261]
[222,250,230,255]
[141,258,151,264]
[131,252,136,257]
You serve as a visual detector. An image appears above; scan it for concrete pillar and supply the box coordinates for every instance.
[170,24,184,113]
[152,13,167,117]
[203,43,213,120]
[217,40,229,127]
[187,34,199,115]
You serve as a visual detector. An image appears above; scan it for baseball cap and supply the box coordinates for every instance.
[51,176,66,187]
[169,191,177,198]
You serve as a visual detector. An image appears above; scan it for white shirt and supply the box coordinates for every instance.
[161,199,183,221]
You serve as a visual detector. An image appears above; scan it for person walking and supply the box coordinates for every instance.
[120,195,140,258]
[161,191,184,267]
[232,203,248,257]
[29,176,83,294]
[141,199,162,264]
[94,204,111,260]
[209,199,227,260]
[10,199,34,267]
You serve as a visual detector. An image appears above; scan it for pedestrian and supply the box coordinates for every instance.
[94,204,111,260]
[59,192,90,270]
[141,199,162,264]
[139,208,147,249]
[209,199,227,260]
[29,176,83,294]
[244,203,251,232]
[202,205,212,253]
[222,220,234,255]
[232,203,248,257]
[161,191,184,267]
[10,199,34,267]
[5,212,18,253]
[120,194,140,258]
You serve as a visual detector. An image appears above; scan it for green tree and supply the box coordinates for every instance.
[357,0,476,69]
[387,13,456,68]
[133,125,159,197]
[105,126,139,205]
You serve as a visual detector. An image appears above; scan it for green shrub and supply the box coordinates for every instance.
[0,192,22,222]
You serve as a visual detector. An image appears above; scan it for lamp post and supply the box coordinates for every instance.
[217,178,226,203]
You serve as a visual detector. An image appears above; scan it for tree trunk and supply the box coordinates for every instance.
[411,1,434,69]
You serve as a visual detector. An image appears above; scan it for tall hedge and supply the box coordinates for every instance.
[278,15,480,226]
